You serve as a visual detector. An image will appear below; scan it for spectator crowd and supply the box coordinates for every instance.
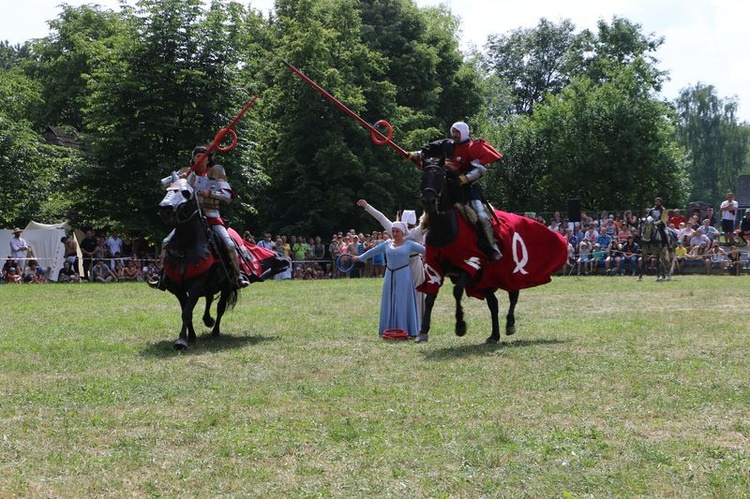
[4,195,748,284]
[551,196,747,277]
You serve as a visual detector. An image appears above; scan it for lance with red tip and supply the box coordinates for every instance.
[191,94,259,172]
[282,60,408,159]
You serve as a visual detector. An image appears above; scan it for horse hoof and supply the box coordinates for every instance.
[174,339,188,350]
[415,333,429,343]
[506,325,516,336]
[455,321,467,337]
[203,317,215,328]
[485,337,499,344]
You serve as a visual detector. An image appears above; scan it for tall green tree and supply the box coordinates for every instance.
[259,0,397,236]
[484,66,690,213]
[256,0,480,235]
[568,16,666,90]
[70,0,258,234]
[480,17,685,214]
[484,18,576,116]
[675,83,750,205]
[0,68,82,226]
[26,5,125,130]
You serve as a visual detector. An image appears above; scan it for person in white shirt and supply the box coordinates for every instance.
[105,230,124,267]
[9,227,29,272]
[720,192,739,243]
[105,230,123,257]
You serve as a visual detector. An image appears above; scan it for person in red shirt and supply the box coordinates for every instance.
[668,208,687,228]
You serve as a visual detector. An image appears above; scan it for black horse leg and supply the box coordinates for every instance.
[210,288,230,337]
[173,290,200,350]
[506,289,518,336]
[453,272,470,337]
[484,289,500,343]
[182,293,201,344]
[416,293,437,342]
[203,294,215,328]
[175,292,189,342]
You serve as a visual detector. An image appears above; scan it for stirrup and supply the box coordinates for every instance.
[490,244,503,261]
[236,272,250,288]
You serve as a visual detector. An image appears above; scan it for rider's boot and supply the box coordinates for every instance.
[228,247,250,288]
[478,215,502,261]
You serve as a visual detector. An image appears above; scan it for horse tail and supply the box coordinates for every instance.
[226,288,239,310]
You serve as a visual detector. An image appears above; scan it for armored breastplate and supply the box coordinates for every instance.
[192,175,222,217]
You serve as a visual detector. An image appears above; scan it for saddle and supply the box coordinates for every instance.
[454,202,501,257]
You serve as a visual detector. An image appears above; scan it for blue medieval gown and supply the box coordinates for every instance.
[359,239,426,337]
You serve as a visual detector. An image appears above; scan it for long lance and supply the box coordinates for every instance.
[191,94,259,172]
[282,60,409,159]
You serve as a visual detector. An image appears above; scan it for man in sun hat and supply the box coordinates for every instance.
[9,227,29,272]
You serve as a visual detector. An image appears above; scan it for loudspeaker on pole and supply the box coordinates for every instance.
[568,198,581,223]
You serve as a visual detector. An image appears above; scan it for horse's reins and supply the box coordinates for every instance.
[173,185,235,284]
[421,162,448,215]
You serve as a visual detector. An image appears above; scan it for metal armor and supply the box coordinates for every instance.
[155,164,248,288]
[190,165,233,219]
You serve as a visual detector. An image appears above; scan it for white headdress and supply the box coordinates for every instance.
[391,221,408,235]
[401,210,417,227]
[451,121,470,142]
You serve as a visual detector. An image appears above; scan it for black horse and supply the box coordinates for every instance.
[417,140,519,344]
[638,219,677,281]
[157,178,239,349]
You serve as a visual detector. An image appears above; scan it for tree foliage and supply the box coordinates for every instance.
[480,17,692,215]
[0,66,83,227]
[675,83,750,206]
[255,0,480,235]
[485,18,576,116]
[0,2,747,236]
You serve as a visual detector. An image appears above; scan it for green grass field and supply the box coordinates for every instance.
[1,276,748,497]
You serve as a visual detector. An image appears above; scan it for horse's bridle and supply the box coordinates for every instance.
[173,190,202,225]
[421,159,448,215]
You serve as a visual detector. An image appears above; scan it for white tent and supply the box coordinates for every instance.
[0,221,80,282]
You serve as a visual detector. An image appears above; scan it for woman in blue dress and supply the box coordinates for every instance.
[354,221,426,337]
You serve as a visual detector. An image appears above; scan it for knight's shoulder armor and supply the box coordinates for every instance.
[208,164,228,181]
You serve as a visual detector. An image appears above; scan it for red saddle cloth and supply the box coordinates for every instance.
[419,210,567,299]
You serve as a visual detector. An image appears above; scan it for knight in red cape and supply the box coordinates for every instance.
[407,122,503,262]
[447,122,503,261]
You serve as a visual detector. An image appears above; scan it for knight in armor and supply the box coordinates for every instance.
[644,196,669,243]
[407,123,503,260]
[150,145,250,290]
[446,122,504,260]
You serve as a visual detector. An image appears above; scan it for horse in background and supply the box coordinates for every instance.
[638,218,677,281]
[417,140,567,343]
[157,178,288,349]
